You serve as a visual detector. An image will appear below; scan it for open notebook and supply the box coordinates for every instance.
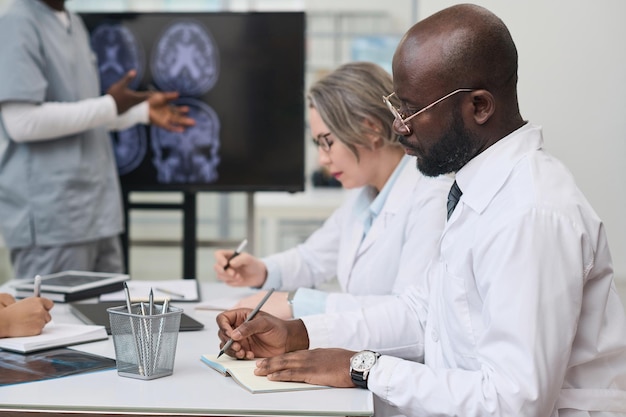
[200,353,328,394]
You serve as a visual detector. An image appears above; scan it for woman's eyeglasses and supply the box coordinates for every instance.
[312,132,333,152]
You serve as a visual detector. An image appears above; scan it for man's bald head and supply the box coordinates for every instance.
[391,4,526,176]
[394,4,518,100]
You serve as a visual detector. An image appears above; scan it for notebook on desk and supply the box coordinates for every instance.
[0,322,108,353]
[70,301,205,334]
[201,353,329,394]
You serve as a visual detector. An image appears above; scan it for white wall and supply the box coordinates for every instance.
[399,1,626,282]
[305,1,626,283]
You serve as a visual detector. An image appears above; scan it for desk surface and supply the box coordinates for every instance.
[0,282,373,417]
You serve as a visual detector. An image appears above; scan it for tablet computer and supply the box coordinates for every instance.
[70,301,205,334]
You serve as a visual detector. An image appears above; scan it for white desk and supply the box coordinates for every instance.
[0,282,373,417]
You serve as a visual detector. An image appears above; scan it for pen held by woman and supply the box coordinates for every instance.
[33,275,42,298]
[223,238,248,271]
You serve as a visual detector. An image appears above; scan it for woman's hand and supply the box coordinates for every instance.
[214,251,268,287]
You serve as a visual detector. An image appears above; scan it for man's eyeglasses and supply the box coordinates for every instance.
[383,88,475,131]
[312,132,333,152]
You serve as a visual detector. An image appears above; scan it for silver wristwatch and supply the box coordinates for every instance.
[349,350,380,389]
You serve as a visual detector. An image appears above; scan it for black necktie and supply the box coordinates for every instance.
[447,181,462,220]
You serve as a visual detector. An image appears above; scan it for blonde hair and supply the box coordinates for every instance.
[308,62,402,159]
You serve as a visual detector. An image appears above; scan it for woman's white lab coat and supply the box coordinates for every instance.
[262,155,452,313]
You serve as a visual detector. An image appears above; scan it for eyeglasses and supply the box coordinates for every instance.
[382,88,475,131]
[312,132,333,152]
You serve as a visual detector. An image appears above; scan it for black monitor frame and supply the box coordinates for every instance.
[81,11,306,193]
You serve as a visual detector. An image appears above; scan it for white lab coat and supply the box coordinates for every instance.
[263,155,452,313]
[304,124,626,416]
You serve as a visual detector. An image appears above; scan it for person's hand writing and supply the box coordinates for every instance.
[106,70,150,114]
[255,348,357,388]
[234,291,292,319]
[216,309,308,359]
[0,293,16,309]
[0,297,54,338]
[213,251,267,287]
[147,91,195,132]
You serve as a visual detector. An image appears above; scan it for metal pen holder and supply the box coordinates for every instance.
[108,304,182,380]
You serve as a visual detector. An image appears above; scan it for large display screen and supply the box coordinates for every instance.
[81,12,306,192]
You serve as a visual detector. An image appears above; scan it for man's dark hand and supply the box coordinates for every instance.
[216,309,309,359]
[106,70,150,114]
[255,348,357,388]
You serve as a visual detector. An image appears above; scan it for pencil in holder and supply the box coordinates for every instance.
[108,303,182,380]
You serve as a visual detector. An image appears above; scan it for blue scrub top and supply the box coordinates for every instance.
[0,0,123,248]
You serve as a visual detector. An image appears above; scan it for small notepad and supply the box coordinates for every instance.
[200,353,328,394]
[0,322,108,353]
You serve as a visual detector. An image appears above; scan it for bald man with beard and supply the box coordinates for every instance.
[216,4,626,416]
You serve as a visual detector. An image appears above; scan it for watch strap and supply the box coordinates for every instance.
[351,371,369,389]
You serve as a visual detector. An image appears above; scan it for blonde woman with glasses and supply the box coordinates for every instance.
[214,62,452,318]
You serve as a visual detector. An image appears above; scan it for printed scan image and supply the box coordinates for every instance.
[90,18,222,183]
[90,22,145,92]
[151,20,220,97]
[90,22,148,175]
[151,97,221,184]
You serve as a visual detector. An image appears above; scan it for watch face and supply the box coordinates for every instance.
[350,351,377,372]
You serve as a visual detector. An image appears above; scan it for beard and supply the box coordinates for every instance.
[409,108,482,177]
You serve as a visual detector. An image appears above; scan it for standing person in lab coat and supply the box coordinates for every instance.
[214,62,452,318]
[216,4,626,416]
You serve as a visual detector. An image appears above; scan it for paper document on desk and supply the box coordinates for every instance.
[194,296,240,311]
[200,353,329,393]
[194,288,257,311]
[0,322,108,353]
[100,279,200,302]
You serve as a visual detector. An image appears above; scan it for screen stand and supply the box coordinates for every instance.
[121,190,254,279]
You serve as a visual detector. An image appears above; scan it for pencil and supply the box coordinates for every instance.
[217,288,275,358]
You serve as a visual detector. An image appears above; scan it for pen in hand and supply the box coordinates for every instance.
[218,287,275,358]
[33,275,42,297]
[223,238,248,271]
